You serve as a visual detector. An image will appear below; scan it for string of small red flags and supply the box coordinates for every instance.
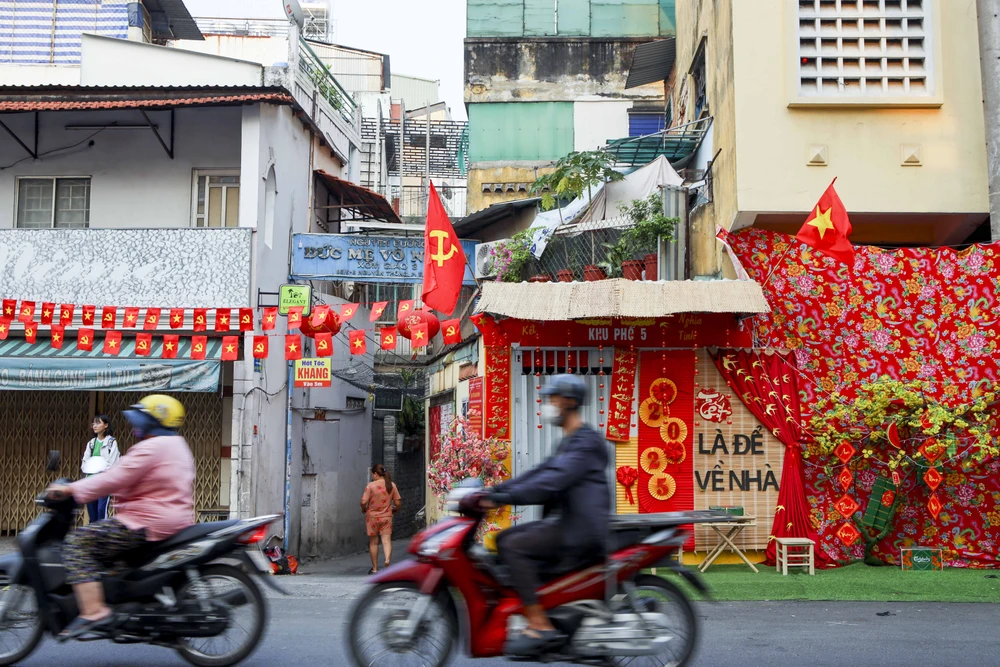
[0,298,470,362]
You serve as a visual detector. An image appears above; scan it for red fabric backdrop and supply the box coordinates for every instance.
[730,230,1000,567]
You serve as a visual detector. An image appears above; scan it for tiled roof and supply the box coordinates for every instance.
[0,92,295,113]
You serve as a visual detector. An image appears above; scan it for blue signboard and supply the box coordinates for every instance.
[290,234,478,284]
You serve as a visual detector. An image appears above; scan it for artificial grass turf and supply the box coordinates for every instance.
[668,562,1000,603]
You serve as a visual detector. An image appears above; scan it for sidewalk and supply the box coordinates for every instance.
[299,539,411,577]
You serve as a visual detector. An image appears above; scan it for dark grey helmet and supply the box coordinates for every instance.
[540,374,587,408]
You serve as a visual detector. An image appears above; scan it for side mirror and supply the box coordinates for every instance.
[46,450,61,473]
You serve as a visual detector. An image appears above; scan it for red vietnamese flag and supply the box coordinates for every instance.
[101,306,117,329]
[442,318,462,345]
[193,308,208,332]
[144,308,161,330]
[314,332,333,357]
[1,299,14,318]
[370,301,388,322]
[123,307,140,328]
[261,307,278,331]
[349,329,367,355]
[135,333,152,357]
[422,182,468,316]
[50,325,64,350]
[103,331,122,355]
[239,308,254,332]
[77,328,94,351]
[24,321,38,344]
[162,335,179,359]
[191,335,208,360]
[170,308,185,329]
[310,305,330,328]
[81,305,96,326]
[397,300,414,318]
[59,304,74,327]
[285,334,303,360]
[221,336,239,361]
[40,302,55,325]
[215,308,231,332]
[252,336,269,359]
[0,319,10,340]
[380,327,397,350]
[339,303,358,322]
[411,323,430,348]
[18,301,35,323]
[796,179,855,266]
[288,306,303,330]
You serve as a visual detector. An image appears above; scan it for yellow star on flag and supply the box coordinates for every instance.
[173,313,182,323]
[0,324,5,334]
[225,344,236,354]
[266,314,275,323]
[43,309,51,318]
[52,333,61,342]
[288,342,298,353]
[165,342,175,351]
[807,205,835,239]
[219,315,229,325]
[414,330,425,340]
[3,306,11,315]
[353,339,363,348]
[109,339,118,348]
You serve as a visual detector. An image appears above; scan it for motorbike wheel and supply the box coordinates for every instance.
[0,584,43,666]
[174,564,268,667]
[612,574,698,667]
[347,583,457,667]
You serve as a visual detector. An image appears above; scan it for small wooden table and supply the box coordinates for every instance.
[775,537,815,575]
[698,515,758,573]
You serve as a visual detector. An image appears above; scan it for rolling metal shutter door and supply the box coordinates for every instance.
[629,113,666,137]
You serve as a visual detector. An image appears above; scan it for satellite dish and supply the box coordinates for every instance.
[283,0,305,29]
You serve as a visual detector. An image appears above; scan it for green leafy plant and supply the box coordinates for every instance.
[529,150,624,212]
[621,193,678,252]
[598,240,636,278]
[809,376,1000,565]
[488,229,535,282]
[397,395,425,437]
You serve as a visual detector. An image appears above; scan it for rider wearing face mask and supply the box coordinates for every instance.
[481,374,610,657]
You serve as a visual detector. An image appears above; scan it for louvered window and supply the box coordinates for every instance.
[797,0,933,99]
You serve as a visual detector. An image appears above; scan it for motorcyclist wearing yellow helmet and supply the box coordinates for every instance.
[46,395,196,640]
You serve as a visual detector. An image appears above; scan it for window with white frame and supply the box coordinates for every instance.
[15,177,91,229]
[797,0,932,98]
[192,170,240,228]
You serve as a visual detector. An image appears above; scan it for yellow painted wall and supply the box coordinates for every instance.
[468,165,555,214]
[673,0,737,278]
[731,0,988,217]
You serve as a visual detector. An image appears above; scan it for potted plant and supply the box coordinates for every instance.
[397,395,425,451]
[597,239,638,280]
[556,269,575,282]
[488,229,534,283]
[621,193,679,281]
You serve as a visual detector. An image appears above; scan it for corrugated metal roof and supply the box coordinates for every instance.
[475,279,770,320]
[315,170,402,225]
[143,0,205,41]
[454,197,540,237]
[625,38,676,89]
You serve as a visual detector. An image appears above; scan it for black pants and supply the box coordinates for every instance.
[495,522,563,607]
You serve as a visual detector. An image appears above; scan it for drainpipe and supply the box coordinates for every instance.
[283,360,294,551]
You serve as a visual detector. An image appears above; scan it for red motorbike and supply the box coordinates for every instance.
[346,479,724,666]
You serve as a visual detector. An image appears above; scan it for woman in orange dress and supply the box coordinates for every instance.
[361,464,402,574]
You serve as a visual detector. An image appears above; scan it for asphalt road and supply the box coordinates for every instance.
[13,572,1000,667]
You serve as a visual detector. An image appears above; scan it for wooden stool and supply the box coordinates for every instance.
[775,538,814,575]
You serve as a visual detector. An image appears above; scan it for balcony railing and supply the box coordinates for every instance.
[390,185,467,220]
[295,38,358,127]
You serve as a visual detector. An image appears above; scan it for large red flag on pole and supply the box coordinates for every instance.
[421,182,467,316]
[795,179,855,266]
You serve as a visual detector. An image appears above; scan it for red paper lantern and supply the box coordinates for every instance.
[397,309,440,340]
[300,311,342,338]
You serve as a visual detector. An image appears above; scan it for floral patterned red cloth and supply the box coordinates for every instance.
[362,480,400,537]
[731,229,1000,567]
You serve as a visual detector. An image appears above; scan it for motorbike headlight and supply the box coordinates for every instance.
[417,525,467,558]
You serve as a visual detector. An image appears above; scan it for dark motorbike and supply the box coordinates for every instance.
[347,478,725,666]
[0,452,285,666]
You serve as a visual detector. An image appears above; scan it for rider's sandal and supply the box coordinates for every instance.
[504,627,564,657]
[58,613,115,642]
[367,567,376,575]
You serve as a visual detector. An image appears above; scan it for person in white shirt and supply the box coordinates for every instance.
[80,414,120,523]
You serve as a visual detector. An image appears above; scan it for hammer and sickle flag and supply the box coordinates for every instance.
[193,308,208,332]
[59,304,75,327]
[339,303,358,322]
[315,332,333,357]
[24,321,38,344]
[239,308,254,332]
[135,333,152,357]
[77,328,94,352]
[252,335,269,359]
[421,182,467,316]
[144,308,161,330]
[380,327,397,351]
[442,318,462,345]
[18,301,35,323]
[221,335,239,361]
[101,306,117,329]
[191,335,208,360]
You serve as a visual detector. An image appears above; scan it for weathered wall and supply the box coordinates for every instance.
[672,0,736,278]
[467,164,554,214]
[466,38,667,103]
[467,0,676,38]
[468,102,575,161]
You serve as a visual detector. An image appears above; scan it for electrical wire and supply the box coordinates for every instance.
[0,127,106,171]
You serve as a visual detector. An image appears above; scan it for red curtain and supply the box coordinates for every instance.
[711,349,835,567]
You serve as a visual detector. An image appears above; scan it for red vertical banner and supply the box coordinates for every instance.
[605,350,638,442]
[637,350,695,523]
[429,405,443,462]
[467,376,484,438]
[483,346,511,440]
